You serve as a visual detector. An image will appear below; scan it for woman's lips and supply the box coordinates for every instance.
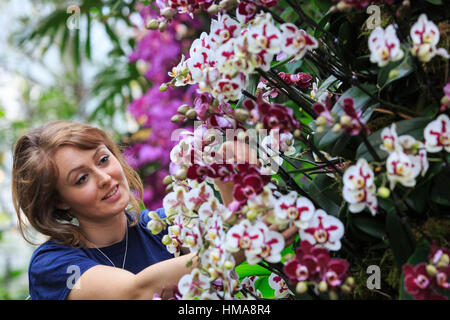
[102,184,120,201]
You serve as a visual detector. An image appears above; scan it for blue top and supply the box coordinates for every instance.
[28,208,174,300]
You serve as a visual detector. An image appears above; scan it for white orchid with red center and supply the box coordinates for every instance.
[210,14,241,46]
[181,218,204,252]
[178,268,214,300]
[186,32,217,83]
[299,209,345,251]
[410,14,449,63]
[424,114,450,153]
[225,219,265,261]
[168,54,194,87]
[268,273,293,298]
[212,73,248,102]
[198,197,230,223]
[163,185,190,216]
[342,158,378,216]
[386,150,422,189]
[185,181,214,212]
[274,191,315,229]
[381,124,429,176]
[205,214,226,245]
[280,23,318,61]
[246,13,282,55]
[368,25,404,67]
[241,275,263,298]
[245,221,285,265]
[216,37,256,76]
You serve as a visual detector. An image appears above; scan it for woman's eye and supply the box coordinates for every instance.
[100,155,110,164]
[76,174,88,185]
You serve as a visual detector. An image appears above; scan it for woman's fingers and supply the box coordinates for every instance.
[282,225,299,247]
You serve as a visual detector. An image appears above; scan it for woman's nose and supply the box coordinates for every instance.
[96,169,112,188]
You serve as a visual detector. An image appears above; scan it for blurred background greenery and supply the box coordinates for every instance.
[0,0,150,299]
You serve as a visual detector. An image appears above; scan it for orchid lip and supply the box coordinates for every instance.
[102,184,119,200]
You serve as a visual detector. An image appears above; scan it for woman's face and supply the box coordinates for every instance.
[54,144,130,222]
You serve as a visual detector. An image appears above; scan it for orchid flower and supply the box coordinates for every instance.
[274,191,315,229]
[280,23,318,61]
[299,209,345,251]
[368,25,404,67]
[424,114,450,153]
[410,14,450,63]
[342,158,378,216]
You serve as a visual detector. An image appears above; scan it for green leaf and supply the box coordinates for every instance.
[254,276,275,299]
[385,210,416,270]
[430,172,450,206]
[352,216,386,239]
[304,174,341,216]
[235,263,271,280]
[378,55,414,90]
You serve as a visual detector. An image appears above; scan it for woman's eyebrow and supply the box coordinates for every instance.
[66,147,105,182]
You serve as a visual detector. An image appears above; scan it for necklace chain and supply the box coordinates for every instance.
[92,225,128,269]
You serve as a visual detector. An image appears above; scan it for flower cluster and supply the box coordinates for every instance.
[368,14,449,66]
[284,241,354,297]
[313,95,369,136]
[168,11,318,102]
[402,243,449,300]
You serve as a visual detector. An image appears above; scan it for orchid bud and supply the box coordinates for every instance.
[147,220,164,235]
[148,211,160,220]
[426,264,438,277]
[224,260,234,269]
[341,284,352,294]
[165,183,174,193]
[171,114,183,123]
[296,281,308,294]
[174,168,187,180]
[318,281,328,292]
[377,186,390,198]
[316,115,327,126]
[207,4,220,15]
[293,129,302,139]
[316,126,324,134]
[437,254,449,268]
[246,209,258,221]
[158,20,167,32]
[162,235,172,245]
[329,291,339,300]
[283,253,295,261]
[146,19,160,30]
[185,109,197,120]
[389,69,399,79]
[219,0,237,11]
[159,83,168,92]
[234,108,250,122]
[340,115,351,126]
[160,7,176,20]
[177,104,190,115]
[163,175,173,185]
[345,277,355,287]
[332,123,342,133]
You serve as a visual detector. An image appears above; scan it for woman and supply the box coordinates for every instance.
[12,120,298,300]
